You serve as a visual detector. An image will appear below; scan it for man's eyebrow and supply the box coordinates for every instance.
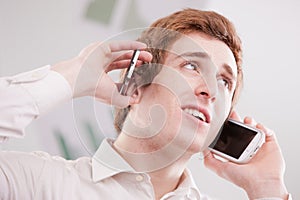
[174,51,210,59]
[222,63,237,81]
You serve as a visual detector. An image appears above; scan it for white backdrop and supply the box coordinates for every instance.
[0,0,299,199]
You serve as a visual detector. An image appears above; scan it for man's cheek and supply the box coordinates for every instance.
[218,90,232,116]
[204,117,224,148]
[206,95,231,143]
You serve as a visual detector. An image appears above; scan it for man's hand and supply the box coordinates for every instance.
[51,40,152,108]
[204,111,289,199]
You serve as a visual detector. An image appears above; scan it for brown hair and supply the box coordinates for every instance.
[114,8,243,133]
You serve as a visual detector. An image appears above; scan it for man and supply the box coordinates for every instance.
[0,8,290,200]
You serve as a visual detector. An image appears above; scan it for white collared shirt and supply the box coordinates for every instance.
[0,66,292,200]
[0,138,202,200]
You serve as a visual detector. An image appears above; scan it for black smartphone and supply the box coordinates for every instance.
[209,119,265,163]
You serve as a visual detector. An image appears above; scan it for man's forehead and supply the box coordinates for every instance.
[168,35,207,56]
[163,35,212,64]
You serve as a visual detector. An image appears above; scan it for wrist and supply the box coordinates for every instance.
[51,58,83,97]
[245,179,288,200]
[51,58,102,98]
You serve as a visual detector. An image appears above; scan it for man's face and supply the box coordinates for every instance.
[124,32,237,155]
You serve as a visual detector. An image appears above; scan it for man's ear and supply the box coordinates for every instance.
[129,86,143,105]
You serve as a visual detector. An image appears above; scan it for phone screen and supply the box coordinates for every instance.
[209,120,257,159]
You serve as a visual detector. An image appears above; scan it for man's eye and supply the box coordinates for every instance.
[219,79,228,87]
[218,78,231,89]
[183,62,197,71]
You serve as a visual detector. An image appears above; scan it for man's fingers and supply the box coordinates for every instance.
[108,60,146,72]
[256,123,277,143]
[109,40,148,52]
[107,50,152,71]
[110,86,133,108]
[96,74,133,108]
[203,150,232,180]
[80,40,150,62]
[112,50,152,63]
[229,110,242,121]
[244,116,257,126]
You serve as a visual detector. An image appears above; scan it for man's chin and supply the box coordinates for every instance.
[183,135,209,155]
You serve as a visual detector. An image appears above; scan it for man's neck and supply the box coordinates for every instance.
[148,160,188,200]
[113,134,192,199]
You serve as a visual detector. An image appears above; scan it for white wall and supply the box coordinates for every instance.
[1,0,299,199]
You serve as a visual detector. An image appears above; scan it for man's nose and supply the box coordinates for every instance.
[194,75,217,103]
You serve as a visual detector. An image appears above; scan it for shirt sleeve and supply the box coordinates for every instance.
[0,150,79,200]
[0,151,48,199]
[0,65,72,140]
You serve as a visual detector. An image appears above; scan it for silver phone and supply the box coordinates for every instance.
[209,119,265,163]
[119,49,140,96]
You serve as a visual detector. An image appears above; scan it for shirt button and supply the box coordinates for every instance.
[135,175,144,182]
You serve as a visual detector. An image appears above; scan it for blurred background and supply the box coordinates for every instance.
[0,0,299,199]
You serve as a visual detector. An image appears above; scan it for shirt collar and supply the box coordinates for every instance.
[92,138,135,182]
[160,169,201,199]
[92,139,200,198]
[177,169,201,197]
[178,169,198,189]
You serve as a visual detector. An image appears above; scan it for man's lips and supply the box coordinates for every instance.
[181,105,211,124]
